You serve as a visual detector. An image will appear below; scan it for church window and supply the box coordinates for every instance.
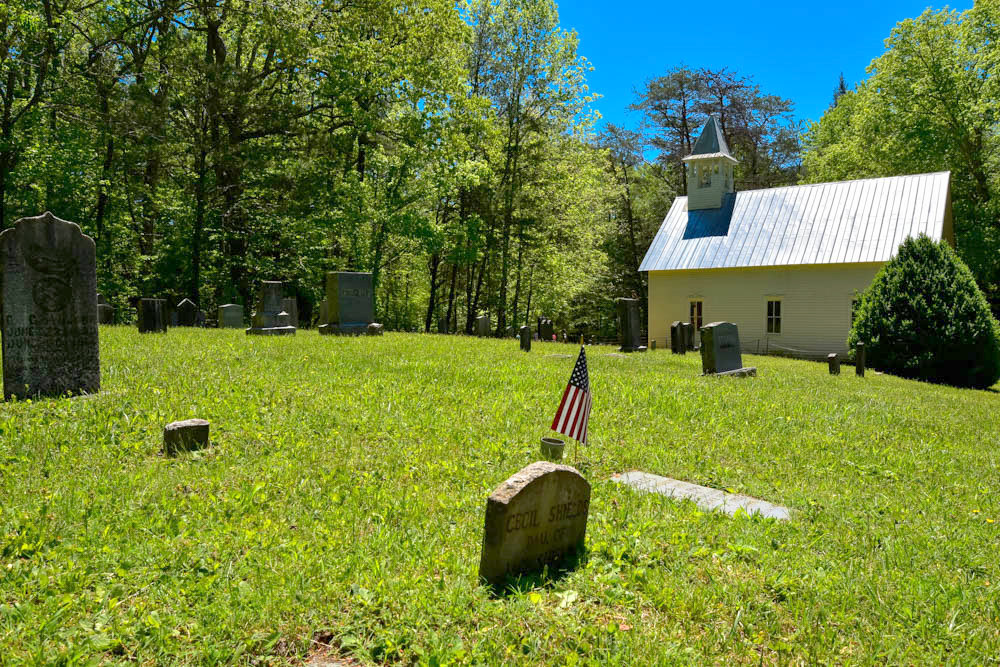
[767,300,782,334]
[690,300,703,329]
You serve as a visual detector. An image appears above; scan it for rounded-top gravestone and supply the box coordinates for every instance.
[176,298,198,327]
[0,212,100,400]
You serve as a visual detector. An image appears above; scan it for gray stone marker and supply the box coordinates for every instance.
[615,298,646,353]
[519,325,531,352]
[97,303,115,324]
[138,298,168,333]
[650,339,656,351]
[680,322,695,350]
[282,297,299,328]
[318,272,374,335]
[828,353,840,375]
[700,322,756,377]
[218,304,244,328]
[855,343,865,377]
[176,298,198,326]
[476,315,490,337]
[612,471,791,521]
[538,318,554,342]
[247,281,296,336]
[670,321,683,354]
[163,418,210,456]
[479,461,590,588]
[0,212,100,400]
[366,322,384,336]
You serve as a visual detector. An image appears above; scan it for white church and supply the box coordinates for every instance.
[640,117,954,357]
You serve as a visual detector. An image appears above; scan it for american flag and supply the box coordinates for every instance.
[551,346,591,444]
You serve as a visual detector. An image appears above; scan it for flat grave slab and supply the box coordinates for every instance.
[612,471,790,521]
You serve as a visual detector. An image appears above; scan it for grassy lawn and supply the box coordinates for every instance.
[1,328,999,664]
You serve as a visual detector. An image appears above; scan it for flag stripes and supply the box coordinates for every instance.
[551,346,591,444]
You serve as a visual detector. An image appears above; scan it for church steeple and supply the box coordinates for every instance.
[683,116,738,211]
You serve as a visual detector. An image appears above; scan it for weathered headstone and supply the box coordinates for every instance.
[855,342,865,377]
[519,325,531,352]
[138,298,167,333]
[651,339,656,351]
[476,315,490,337]
[828,353,840,375]
[479,461,590,589]
[282,297,299,328]
[176,298,198,327]
[366,322,384,336]
[699,322,755,377]
[615,298,646,353]
[0,212,100,400]
[538,318,554,342]
[218,304,244,328]
[680,322,695,350]
[318,272,374,336]
[97,303,115,324]
[246,281,296,335]
[670,321,683,354]
[163,418,210,456]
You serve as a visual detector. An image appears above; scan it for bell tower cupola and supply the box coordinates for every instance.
[683,116,738,211]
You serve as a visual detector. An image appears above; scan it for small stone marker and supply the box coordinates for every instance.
[0,212,100,400]
[97,303,115,324]
[138,298,168,333]
[615,298,646,353]
[855,342,866,377]
[700,322,756,377]
[366,322,384,336]
[218,303,244,328]
[612,471,790,520]
[828,353,840,375]
[282,297,299,328]
[247,281,296,335]
[318,272,374,335]
[479,461,590,588]
[176,298,198,326]
[670,321,682,354]
[476,315,490,337]
[163,418,210,456]
[519,325,531,352]
[651,339,656,351]
[540,437,564,462]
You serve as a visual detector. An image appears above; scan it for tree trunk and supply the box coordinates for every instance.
[445,261,457,332]
[424,252,440,332]
[192,147,208,301]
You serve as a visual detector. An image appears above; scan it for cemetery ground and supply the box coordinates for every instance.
[1,330,999,664]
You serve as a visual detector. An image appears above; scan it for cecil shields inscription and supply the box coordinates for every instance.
[1,212,100,400]
[479,461,590,588]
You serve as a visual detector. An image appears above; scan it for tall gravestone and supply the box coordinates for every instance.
[318,272,374,336]
[246,281,296,336]
[218,304,244,328]
[538,318,554,342]
[476,315,491,337]
[138,298,167,333]
[828,353,840,375]
[176,298,198,326]
[519,325,531,352]
[855,343,866,377]
[699,322,756,377]
[479,461,591,589]
[680,322,695,350]
[282,297,299,329]
[0,212,100,400]
[670,321,683,354]
[615,298,646,353]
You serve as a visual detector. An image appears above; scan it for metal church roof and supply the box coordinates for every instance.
[682,116,737,163]
[640,171,952,272]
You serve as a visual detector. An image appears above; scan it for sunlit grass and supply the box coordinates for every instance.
[1,328,998,663]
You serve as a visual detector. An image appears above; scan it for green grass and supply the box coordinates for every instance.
[1,328,999,664]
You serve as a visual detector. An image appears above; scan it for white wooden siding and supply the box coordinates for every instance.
[647,263,883,358]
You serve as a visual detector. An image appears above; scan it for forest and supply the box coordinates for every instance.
[2,0,997,334]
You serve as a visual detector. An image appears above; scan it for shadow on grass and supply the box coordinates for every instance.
[486,547,590,599]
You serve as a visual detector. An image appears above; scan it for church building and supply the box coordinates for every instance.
[640,117,954,357]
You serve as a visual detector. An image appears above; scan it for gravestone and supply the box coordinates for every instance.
[828,353,840,375]
[366,322,384,336]
[138,298,167,333]
[476,315,490,337]
[176,298,198,327]
[670,321,683,354]
[282,297,299,328]
[856,343,865,377]
[97,303,115,325]
[519,325,531,352]
[615,298,646,353]
[246,281,296,335]
[318,272,374,336]
[163,418,210,456]
[538,318,554,342]
[699,322,755,377]
[680,322,695,350]
[479,461,591,589]
[218,304,244,328]
[651,339,656,351]
[0,212,100,400]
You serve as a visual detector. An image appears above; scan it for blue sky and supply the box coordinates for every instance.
[557,0,973,130]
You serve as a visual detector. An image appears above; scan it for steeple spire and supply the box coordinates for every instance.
[684,116,737,163]
[683,116,738,211]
